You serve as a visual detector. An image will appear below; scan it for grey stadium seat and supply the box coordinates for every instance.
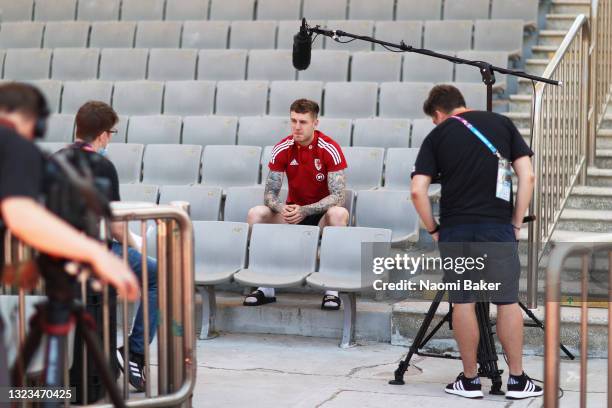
[224,186,266,221]
[342,147,384,189]
[0,22,44,48]
[45,114,75,143]
[99,48,148,80]
[355,190,419,244]
[148,49,197,81]
[43,22,90,48]
[379,82,433,119]
[193,220,248,339]
[453,82,487,111]
[317,117,352,146]
[269,81,323,116]
[182,21,229,49]
[352,118,410,148]
[127,115,182,144]
[474,20,524,57]
[234,224,319,288]
[198,50,247,80]
[298,50,350,82]
[37,142,69,154]
[142,144,202,185]
[166,0,209,21]
[121,0,164,21]
[230,21,277,49]
[303,0,347,19]
[164,81,215,116]
[323,82,378,118]
[492,0,538,27]
[107,143,144,183]
[209,0,255,20]
[403,52,454,83]
[260,146,273,182]
[135,22,182,48]
[374,21,423,50]
[200,145,261,189]
[215,81,268,116]
[248,50,295,81]
[90,22,136,48]
[159,185,222,221]
[237,116,290,147]
[424,20,473,51]
[351,52,402,82]
[277,20,324,50]
[349,0,394,20]
[182,116,238,146]
[3,49,51,80]
[455,50,509,89]
[61,80,113,114]
[383,147,419,190]
[443,0,490,20]
[411,118,435,148]
[112,81,163,115]
[256,0,300,20]
[112,115,129,143]
[51,48,99,81]
[34,0,77,21]
[120,184,159,202]
[0,0,34,21]
[397,0,442,20]
[77,0,120,21]
[28,80,62,113]
[325,21,374,52]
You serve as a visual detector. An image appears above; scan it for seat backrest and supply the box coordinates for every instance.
[197,49,247,80]
[51,48,99,81]
[230,21,277,49]
[193,221,248,279]
[61,80,113,114]
[353,118,410,148]
[159,185,222,221]
[210,0,256,20]
[119,183,159,202]
[379,82,433,119]
[453,82,487,111]
[384,147,419,189]
[351,51,402,82]
[121,0,164,20]
[298,50,349,82]
[37,142,69,154]
[396,0,441,20]
[107,143,144,183]
[166,0,209,20]
[403,52,454,82]
[45,114,75,142]
[112,81,164,115]
[182,21,229,49]
[342,146,384,189]
[127,115,182,144]
[100,48,148,80]
[0,22,44,48]
[223,185,264,221]
[4,49,51,80]
[324,82,378,118]
[135,21,182,48]
[44,21,90,48]
[374,21,423,50]
[164,81,216,116]
[411,118,435,148]
[215,80,268,116]
[0,0,34,21]
[249,224,319,274]
[349,0,394,20]
[354,190,419,243]
[77,0,120,21]
[113,115,129,143]
[473,19,524,55]
[34,0,77,21]
[247,50,295,81]
[325,20,374,51]
[142,144,202,185]
[443,0,490,20]
[201,145,261,187]
[424,20,473,51]
[90,22,136,47]
[182,116,238,146]
[492,0,538,25]
[317,117,352,146]
[318,226,391,277]
[148,49,198,81]
[256,0,301,20]
[29,79,62,113]
[237,116,290,147]
[269,80,323,116]
[303,0,347,19]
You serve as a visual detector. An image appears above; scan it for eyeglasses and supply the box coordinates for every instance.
[106,129,118,134]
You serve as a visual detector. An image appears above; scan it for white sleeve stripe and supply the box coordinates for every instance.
[318,141,341,165]
[271,140,291,157]
[270,144,291,164]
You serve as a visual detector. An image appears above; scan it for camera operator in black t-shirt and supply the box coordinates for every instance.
[411,85,541,400]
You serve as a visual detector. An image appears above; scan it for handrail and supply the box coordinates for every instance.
[527,14,591,308]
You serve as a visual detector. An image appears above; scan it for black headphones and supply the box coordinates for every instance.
[32,86,50,139]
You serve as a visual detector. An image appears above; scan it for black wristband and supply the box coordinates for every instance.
[428,224,440,234]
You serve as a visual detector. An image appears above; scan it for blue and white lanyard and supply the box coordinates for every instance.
[451,115,501,159]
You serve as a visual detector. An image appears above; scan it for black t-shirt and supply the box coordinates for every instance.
[412,110,533,227]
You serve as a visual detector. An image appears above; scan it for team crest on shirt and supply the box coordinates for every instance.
[314,158,322,171]
[316,173,325,182]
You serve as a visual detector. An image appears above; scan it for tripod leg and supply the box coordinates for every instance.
[389,290,445,385]
[519,302,575,360]
[11,305,45,387]
[74,309,127,408]
[475,303,504,395]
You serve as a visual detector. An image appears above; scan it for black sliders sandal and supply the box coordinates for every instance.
[321,294,341,311]
[243,290,277,306]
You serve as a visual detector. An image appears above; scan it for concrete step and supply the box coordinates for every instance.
[557,208,612,232]
[502,111,531,128]
[594,148,612,168]
[550,0,591,15]
[598,129,612,149]
[545,13,583,30]
[531,44,560,60]
[525,58,549,76]
[566,185,612,209]
[509,94,533,112]
[538,29,569,46]
[587,166,612,187]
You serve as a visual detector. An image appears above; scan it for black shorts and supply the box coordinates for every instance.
[299,213,324,226]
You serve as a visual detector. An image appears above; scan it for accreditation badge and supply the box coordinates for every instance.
[496,157,512,202]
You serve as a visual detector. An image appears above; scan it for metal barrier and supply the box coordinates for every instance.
[1,203,195,407]
[543,234,612,408]
[526,14,591,308]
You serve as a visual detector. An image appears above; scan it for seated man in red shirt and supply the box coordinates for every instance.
[245,99,349,310]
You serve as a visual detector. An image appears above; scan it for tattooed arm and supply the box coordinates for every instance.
[263,171,285,213]
[300,170,346,216]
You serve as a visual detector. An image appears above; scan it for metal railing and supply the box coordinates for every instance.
[527,14,591,308]
[1,203,195,407]
[543,234,612,408]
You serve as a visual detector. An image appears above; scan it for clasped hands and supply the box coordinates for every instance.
[281,204,306,224]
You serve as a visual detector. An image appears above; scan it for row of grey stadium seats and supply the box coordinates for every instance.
[41,144,422,192]
[0,0,538,25]
[20,80,486,118]
[0,19,525,55]
[42,114,435,150]
[0,49,511,87]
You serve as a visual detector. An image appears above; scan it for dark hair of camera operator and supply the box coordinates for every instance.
[0,83,139,301]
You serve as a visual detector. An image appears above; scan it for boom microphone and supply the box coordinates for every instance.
[292,18,312,70]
